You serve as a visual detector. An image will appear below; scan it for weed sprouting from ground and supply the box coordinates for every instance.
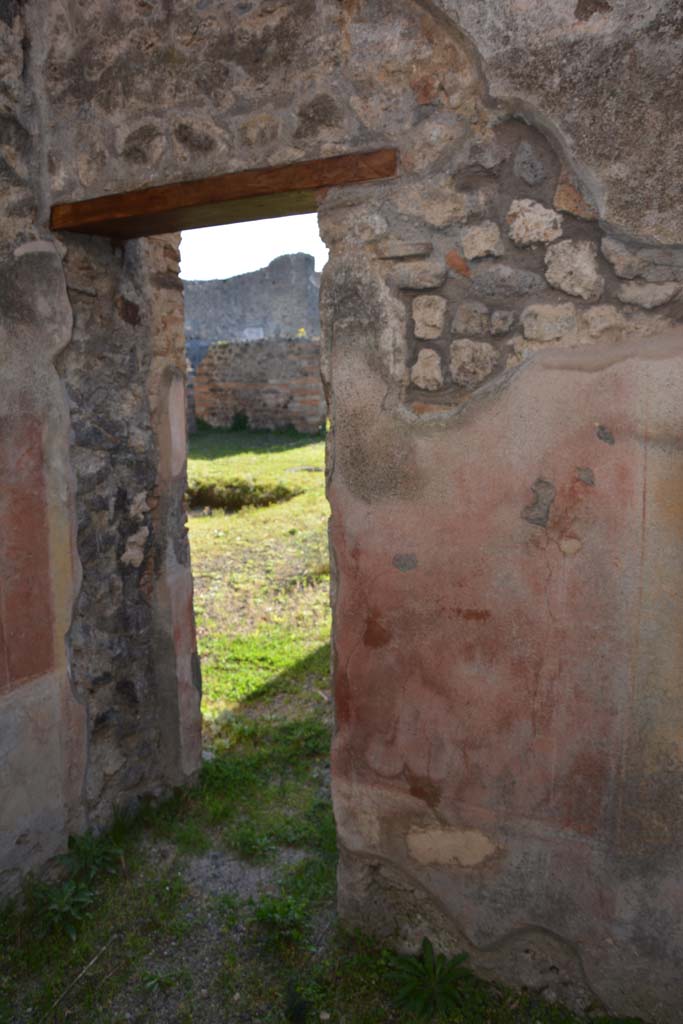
[59,831,124,884]
[35,879,95,942]
[0,428,643,1024]
[389,938,474,1019]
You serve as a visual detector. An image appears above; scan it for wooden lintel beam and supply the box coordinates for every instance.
[49,148,399,239]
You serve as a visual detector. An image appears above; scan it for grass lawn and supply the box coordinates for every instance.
[188,427,330,723]
[0,427,642,1024]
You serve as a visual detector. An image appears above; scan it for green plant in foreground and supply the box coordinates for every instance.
[38,879,94,941]
[390,937,472,1020]
[141,968,184,993]
[59,830,124,883]
[227,820,275,861]
[252,893,309,946]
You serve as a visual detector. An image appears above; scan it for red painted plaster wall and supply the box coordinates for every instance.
[330,328,683,1020]
[0,417,54,694]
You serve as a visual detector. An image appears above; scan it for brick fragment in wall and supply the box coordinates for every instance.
[553,172,597,220]
[507,199,563,247]
[194,338,325,433]
[412,295,447,339]
[446,251,471,278]
[545,240,604,301]
[410,348,443,390]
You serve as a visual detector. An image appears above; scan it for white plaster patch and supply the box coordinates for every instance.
[13,240,60,259]
[407,826,498,867]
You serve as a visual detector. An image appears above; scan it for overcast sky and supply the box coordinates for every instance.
[179,212,329,281]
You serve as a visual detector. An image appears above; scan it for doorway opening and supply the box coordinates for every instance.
[180,210,331,747]
[38,150,400,1019]
[173,212,340,1000]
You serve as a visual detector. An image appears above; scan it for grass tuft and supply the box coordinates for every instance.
[186,478,299,512]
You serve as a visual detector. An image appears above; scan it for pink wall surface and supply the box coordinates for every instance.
[330,329,683,1020]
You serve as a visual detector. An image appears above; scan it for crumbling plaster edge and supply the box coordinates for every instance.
[390,327,683,430]
[336,841,602,1008]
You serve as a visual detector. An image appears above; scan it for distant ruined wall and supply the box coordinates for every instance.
[194,337,325,434]
[2,1,683,1020]
[184,252,321,366]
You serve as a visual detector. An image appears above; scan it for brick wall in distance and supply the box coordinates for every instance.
[194,337,326,434]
